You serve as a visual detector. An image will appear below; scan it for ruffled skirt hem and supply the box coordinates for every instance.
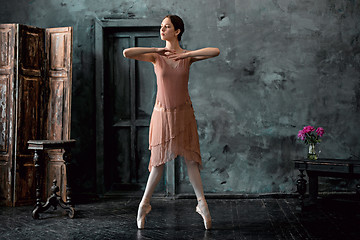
[148,148,202,172]
[148,101,202,172]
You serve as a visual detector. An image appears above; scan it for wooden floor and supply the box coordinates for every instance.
[0,197,359,239]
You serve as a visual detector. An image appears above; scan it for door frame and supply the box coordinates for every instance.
[94,18,176,196]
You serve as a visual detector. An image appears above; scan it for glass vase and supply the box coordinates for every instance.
[307,143,318,160]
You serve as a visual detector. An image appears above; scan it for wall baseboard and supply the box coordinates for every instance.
[72,191,359,203]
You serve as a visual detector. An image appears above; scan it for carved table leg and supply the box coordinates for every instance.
[32,149,42,219]
[32,152,62,219]
[296,169,307,211]
[63,146,75,218]
[37,179,62,214]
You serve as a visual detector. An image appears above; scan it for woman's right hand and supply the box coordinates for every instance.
[156,48,175,56]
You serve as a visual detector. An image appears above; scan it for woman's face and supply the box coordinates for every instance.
[160,17,179,41]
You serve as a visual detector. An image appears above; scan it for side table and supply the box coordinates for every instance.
[28,139,76,219]
[294,158,360,211]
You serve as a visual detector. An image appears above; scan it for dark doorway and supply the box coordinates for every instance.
[96,20,166,195]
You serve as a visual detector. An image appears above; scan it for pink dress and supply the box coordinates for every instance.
[148,53,202,172]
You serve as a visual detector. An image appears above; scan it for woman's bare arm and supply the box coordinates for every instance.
[167,47,220,62]
[123,47,175,63]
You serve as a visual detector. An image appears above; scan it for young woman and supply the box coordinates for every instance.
[123,15,220,230]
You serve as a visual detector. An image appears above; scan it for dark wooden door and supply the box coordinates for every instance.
[103,27,164,193]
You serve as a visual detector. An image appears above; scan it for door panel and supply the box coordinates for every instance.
[15,25,45,205]
[111,36,131,122]
[0,76,10,152]
[44,27,73,202]
[107,128,131,190]
[104,28,163,193]
[45,27,72,140]
[0,24,16,206]
[136,37,158,119]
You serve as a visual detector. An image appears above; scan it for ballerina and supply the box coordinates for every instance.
[123,14,220,230]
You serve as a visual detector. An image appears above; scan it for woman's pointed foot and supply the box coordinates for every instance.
[137,202,152,229]
[196,198,212,230]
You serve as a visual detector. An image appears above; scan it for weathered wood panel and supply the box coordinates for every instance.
[44,27,72,202]
[0,76,10,152]
[0,24,16,206]
[14,25,45,206]
[46,27,72,140]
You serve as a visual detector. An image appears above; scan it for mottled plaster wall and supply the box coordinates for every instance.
[1,0,359,195]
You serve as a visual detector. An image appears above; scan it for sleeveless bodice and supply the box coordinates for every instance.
[154,54,191,108]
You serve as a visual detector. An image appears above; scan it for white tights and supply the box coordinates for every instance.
[139,160,209,214]
[140,164,165,205]
[137,160,211,229]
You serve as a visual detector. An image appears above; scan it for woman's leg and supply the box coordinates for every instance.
[185,159,211,229]
[141,164,164,204]
[185,159,205,199]
[137,164,164,229]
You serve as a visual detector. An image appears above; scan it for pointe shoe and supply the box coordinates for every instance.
[196,199,212,230]
[137,203,151,229]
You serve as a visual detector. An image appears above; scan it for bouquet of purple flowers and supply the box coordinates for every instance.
[297,126,325,145]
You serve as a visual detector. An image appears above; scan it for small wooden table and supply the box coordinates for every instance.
[28,140,76,219]
[294,158,360,210]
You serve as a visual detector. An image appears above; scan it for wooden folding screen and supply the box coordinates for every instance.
[0,24,72,206]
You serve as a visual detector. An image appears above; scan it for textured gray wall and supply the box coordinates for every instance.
[1,0,359,195]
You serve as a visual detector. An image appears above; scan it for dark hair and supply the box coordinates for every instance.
[164,15,185,41]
